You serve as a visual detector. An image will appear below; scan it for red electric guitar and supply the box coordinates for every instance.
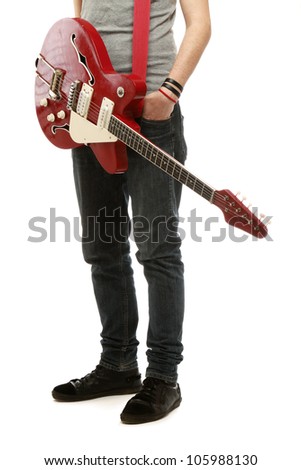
[35,18,268,239]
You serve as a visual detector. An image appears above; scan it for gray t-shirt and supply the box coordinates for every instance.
[81,0,177,93]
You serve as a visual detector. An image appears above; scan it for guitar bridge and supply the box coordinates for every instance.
[35,54,65,101]
[67,80,82,111]
[49,69,64,100]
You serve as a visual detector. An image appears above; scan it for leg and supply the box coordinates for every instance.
[52,145,142,401]
[127,104,187,383]
[120,104,187,424]
[72,144,139,371]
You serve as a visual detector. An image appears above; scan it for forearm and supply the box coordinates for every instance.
[169,24,211,88]
[143,0,211,119]
[169,0,211,90]
[73,0,82,17]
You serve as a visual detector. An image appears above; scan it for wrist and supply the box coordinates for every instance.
[164,77,184,94]
[158,87,178,104]
[159,77,184,104]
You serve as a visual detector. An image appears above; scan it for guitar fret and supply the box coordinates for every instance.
[170,161,178,178]
[174,165,182,179]
[181,170,189,186]
[144,144,151,159]
[161,156,168,171]
[156,151,162,166]
[187,176,196,191]
[154,149,160,165]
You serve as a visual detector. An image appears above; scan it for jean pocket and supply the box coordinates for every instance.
[140,117,173,146]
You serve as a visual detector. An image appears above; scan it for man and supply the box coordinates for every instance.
[52,0,211,424]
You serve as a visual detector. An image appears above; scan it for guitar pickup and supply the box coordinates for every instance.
[67,80,82,111]
[97,97,115,130]
[76,83,94,118]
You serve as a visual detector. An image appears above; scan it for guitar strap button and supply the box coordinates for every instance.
[117,87,125,98]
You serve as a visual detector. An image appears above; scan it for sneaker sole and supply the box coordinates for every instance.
[52,385,142,402]
[120,397,182,424]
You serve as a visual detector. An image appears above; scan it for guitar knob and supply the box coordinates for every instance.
[47,113,55,122]
[40,98,48,107]
[57,110,66,119]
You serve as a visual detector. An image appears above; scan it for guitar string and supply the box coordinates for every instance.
[78,94,249,211]
[38,66,261,213]
[38,74,264,232]
[81,95,217,202]
[107,117,256,219]
[109,118,208,188]
[48,75,247,207]
[106,116,263,227]
[111,117,264,229]
[110,119,215,202]
[52,78,216,201]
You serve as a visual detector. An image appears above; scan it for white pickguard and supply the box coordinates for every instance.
[69,97,117,144]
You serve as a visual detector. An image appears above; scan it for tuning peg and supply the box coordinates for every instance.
[260,213,266,220]
[248,202,253,209]
[236,192,247,202]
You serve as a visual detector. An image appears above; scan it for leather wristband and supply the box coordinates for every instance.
[164,77,184,93]
[161,82,181,99]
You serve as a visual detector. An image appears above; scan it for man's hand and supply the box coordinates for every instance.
[142,90,175,121]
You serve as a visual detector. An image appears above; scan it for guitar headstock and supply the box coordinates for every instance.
[212,189,268,239]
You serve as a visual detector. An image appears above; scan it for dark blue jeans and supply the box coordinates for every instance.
[72,104,187,382]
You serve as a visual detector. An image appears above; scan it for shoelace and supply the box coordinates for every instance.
[134,377,161,401]
[76,364,105,387]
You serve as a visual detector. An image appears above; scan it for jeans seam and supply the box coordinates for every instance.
[119,241,130,364]
[146,371,178,382]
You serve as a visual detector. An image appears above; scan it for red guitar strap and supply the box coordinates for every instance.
[132,0,151,82]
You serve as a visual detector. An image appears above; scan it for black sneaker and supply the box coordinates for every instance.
[52,365,142,402]
[120,377,182,424]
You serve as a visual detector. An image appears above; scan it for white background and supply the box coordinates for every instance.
[1,1,300,469]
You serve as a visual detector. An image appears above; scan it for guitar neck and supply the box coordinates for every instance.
[109,115,215,203]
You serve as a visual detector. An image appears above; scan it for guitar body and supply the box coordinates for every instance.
[35,17,146,173]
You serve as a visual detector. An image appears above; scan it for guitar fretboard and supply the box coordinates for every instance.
[109,115,215,203]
